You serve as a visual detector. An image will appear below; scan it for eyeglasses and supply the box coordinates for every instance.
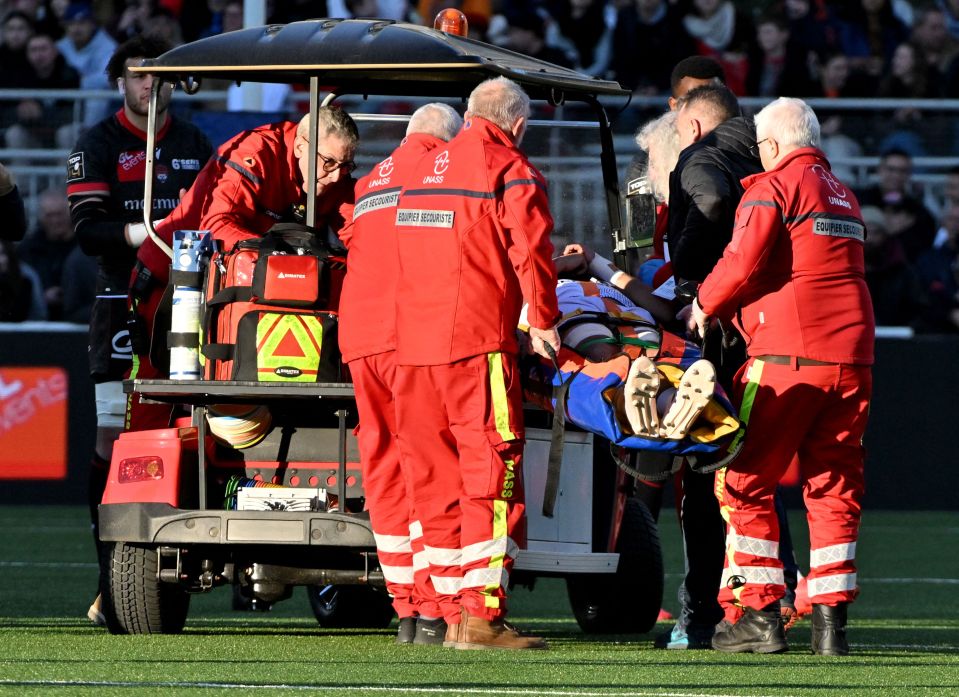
[749,137,771,156]
[318,152,357,174]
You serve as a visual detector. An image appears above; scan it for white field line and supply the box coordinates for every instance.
[0,682,796,697]
[2,561,958,583]
[852,643,959,651]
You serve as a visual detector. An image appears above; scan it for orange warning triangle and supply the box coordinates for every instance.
[272,325,307,358]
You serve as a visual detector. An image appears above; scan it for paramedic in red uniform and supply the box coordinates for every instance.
[127,106,358,430]
[338,103,463,646]
[690,97,875,656]
[392,77,560,650]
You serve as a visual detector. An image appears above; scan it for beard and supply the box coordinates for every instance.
[126,88,172,118]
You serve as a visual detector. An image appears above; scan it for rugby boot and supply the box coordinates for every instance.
[395,616,416,644]
[659,359,715,439]
[811,603,849,656]
[413,617,448,646]
[711,602,788,654]
[454,608,547,650]
[624,355,661,437]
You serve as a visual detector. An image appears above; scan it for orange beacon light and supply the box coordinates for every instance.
[433,8,468,37]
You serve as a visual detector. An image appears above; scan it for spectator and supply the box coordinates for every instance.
[547,0,613,75]
[16,187,76,321]
[0,238,46,321]
[4,32,81,150]
[0,10,36,87]
[912,4,959,88]
[857,148,938,262]
[140,7,184,46]
[783,0,839,65]
[60,242,96,323]
[11,0,65,39]
[681,0,759,96]
[915,203,959,331]
[834,0,909,93]
[748,12,813,96]
[112,0,158,41]
[57,2,118,128]
[0,162,28,242]
[941,0,959,39]
[495,6,573,68]
[611,0,697,94]
[861,204,922,327]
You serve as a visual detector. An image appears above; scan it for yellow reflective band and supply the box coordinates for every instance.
[727,359,764,453]
[487,352,516,440]
[482,499,509,608]
[256,313,323,382]
[124,352,142,431]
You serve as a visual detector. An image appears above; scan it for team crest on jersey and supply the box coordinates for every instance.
[66,152,84,181]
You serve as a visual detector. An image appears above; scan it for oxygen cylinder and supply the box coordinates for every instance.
[168,230,212,380]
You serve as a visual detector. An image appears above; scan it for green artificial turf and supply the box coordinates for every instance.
[0,506,956,696]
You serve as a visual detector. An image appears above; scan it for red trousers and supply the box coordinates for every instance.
[716,357,871,612]
[393,352,527,624]
[350,351,439,619]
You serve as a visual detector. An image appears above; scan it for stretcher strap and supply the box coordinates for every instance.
[166,331,200,349]
[543,343,572,519]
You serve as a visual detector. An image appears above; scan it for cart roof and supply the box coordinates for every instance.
[134,18,628,103]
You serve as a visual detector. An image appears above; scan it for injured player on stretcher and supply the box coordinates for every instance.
[518,245,740,460]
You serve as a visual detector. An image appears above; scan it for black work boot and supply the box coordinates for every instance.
[395,616,416,644]
[811,603,849,656]
[413,617,448,645]
[711,603,788,654]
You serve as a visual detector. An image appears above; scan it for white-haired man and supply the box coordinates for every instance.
[690,97,874,655]
[391,77,560,650]
[339,103,463,646]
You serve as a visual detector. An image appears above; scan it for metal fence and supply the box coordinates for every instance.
[5,89,959,246]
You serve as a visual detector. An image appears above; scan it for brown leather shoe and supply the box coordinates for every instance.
[442,617,461,648]
[455,610,547,650]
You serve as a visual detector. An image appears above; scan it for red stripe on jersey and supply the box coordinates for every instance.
[67,182,110,196]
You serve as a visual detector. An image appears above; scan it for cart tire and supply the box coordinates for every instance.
[106,542,190,635]
[307,584,395,628]
[566,496,663,634]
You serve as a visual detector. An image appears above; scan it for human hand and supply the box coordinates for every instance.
[562,242,594,263]
[529,324,561,360]
[685,298,709,341]
[16,100,42,122]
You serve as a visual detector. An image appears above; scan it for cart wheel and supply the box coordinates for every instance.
[106,542,190,635]
[307,584,395,628]
[565,496,664,634]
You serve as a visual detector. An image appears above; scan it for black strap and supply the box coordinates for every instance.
[170,269,204,288]
[202,342,233,361]
[542,343,573,519]
[166,331,200,348]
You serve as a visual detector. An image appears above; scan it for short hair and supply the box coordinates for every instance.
[467,77,530,133]
[107,34,173,82]
[753,97,820,148]
[670,56,726,94]
[635,110,679,202]
[880,147,911,163]
[676,83,739,125]
[297,105,360,148]
[406,102,462,141]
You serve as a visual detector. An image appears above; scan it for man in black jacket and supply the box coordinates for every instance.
[669,83,761,285]
[658,82,764,650]
[0,161,26,242]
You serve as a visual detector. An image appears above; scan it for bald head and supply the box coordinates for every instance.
[466,76,531,143]
[407,102,463,141]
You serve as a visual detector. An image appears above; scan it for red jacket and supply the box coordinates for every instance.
[137,121,353,285]
[697,147,875,365]
[393,116,559,365]
[339,132,444,363]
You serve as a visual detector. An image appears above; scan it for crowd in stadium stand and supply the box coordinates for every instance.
[0,0,957,331]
